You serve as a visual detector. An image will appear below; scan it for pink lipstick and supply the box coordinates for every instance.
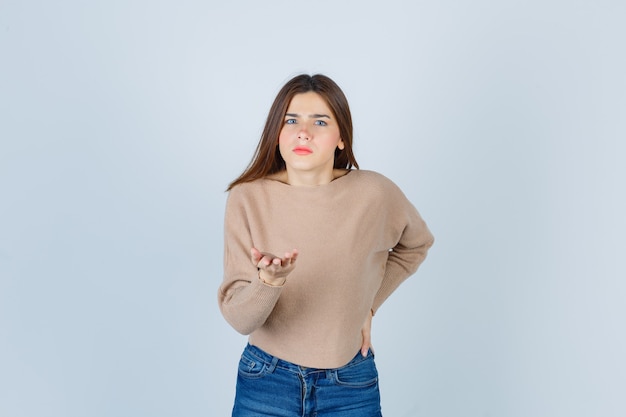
[293,146,312,155]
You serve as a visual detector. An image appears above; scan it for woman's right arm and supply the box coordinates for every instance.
[217,188,292,335]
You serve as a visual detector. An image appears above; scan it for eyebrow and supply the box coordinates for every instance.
[285,113,331,119]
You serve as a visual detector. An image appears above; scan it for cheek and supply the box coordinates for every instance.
[326,132,343,148]
[277,127,290,144]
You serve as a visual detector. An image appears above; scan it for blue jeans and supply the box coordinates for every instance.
[232,344,382,417]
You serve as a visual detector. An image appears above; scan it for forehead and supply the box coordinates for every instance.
[286,92,332,113]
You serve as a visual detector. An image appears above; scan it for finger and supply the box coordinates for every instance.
[261,255,274,267]
[360,331,371,357]
[251,247,262,263]
[284,251,296,265]
[360,327,371,357]
[361,309,373,357]
[255,254,273,268]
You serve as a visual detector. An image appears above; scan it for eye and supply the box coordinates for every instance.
[285,119,297,125]
[314,120,327,126]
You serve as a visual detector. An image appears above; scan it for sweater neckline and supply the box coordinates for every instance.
[262,169,355,189]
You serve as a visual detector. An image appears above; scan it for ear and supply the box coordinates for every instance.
[338,139,345,150]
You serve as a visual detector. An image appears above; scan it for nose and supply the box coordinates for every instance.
[297,126,310,141]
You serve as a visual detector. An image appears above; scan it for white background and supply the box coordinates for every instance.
[1,1,624,416]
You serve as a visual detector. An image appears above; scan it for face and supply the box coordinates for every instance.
[278,92,345,185]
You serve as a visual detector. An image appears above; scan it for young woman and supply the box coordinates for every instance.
[218,74,434,417]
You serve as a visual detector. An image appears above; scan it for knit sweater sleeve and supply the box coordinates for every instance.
[218,185,283,335]
[371,179,434,314]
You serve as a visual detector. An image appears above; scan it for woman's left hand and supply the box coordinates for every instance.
[360,309,374,357]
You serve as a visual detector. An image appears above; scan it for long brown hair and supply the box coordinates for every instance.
[227,74,359,190]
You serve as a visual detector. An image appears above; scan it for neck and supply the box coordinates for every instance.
[284,168,335,186]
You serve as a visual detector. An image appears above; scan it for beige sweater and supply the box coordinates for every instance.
[218,170,434,368]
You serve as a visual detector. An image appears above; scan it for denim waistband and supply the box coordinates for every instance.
[243,343,373,375]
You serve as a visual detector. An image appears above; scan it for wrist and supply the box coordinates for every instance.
[258,269,286,287]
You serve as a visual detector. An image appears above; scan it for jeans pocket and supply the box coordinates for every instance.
[237,352,267,379]
[333,355,379,388]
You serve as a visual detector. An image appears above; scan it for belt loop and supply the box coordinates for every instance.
[326,369,333,380]
[266,356,279,373]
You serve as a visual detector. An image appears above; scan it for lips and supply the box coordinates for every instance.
[293,146,312,155]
